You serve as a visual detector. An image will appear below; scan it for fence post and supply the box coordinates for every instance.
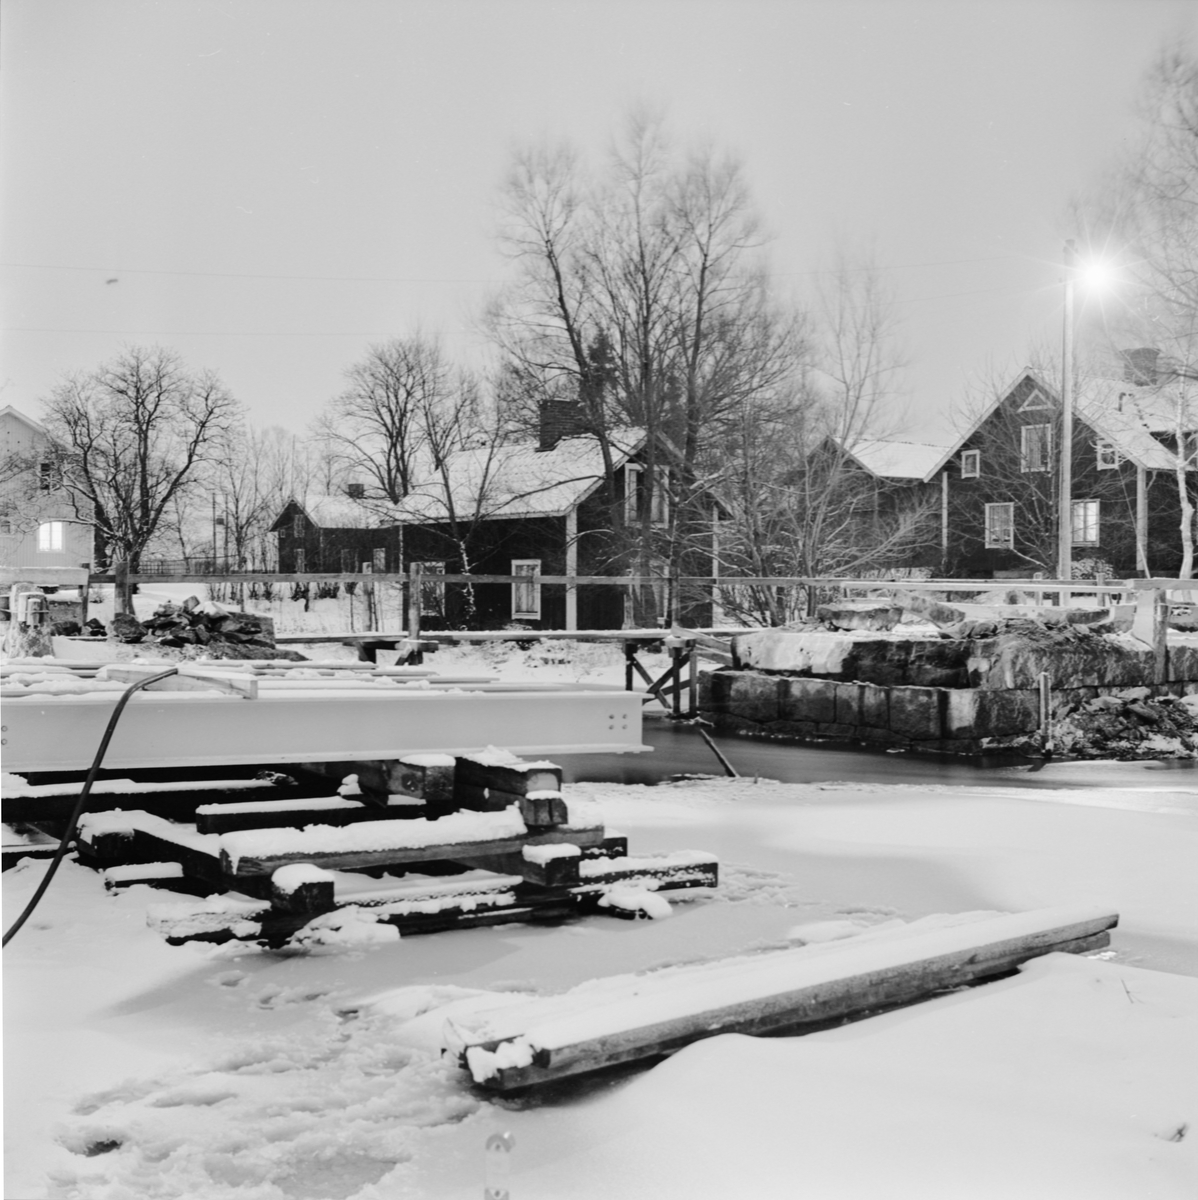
[407,563,422,643]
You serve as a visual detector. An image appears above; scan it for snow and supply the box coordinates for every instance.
[521,843,581,863]
[270,863,335,893]
[4,634,1198,1198]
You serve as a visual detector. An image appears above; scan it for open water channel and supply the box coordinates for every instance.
[553,717,1198,800]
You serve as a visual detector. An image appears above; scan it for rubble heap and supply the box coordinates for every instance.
[112,598,306,661]
[1052,689,1198,759]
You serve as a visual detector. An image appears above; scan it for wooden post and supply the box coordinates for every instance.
[1153,589,1169,685]
[624,641,635,693]
[687,639,698,717]
[407,562,422,642]
[114,559,131,615]
[565,509,578,632]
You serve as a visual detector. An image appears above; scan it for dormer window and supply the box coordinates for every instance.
[960,450,980,478]
[346,482,366,499]
[1096,441,1121,470]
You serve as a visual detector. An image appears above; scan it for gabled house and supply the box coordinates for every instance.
[805,435,948,574]
[270,494,400,576]
[390,422,672,630]
[0,405,94,585]
[928,362,1197,578]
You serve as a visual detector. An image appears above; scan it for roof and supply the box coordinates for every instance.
[269,495,382,532]
[0,405,50,438]
[387,428,646,524]
[926,368,1196,477]
[841,438,951,481]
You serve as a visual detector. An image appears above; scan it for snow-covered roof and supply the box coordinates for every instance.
[0,405,49,437]
[841,439,951,481]
[387,428,646,524]
[926,368,1196,477]
[270,495,382,531]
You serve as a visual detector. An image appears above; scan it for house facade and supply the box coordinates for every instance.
[0,405,94,582]
[270,494,401,576]
[931,366,1194,579]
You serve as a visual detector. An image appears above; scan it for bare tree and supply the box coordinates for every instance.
[1081,42,1198,573]
[41,346,241,610]
[316,336,475,505]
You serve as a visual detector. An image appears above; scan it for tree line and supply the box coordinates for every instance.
[22,46,1198,613]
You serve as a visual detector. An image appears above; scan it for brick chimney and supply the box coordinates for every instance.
[1121,347,1160,386]
[538,400,586,450]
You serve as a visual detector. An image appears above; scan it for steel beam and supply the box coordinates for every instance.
[1,686,647,773]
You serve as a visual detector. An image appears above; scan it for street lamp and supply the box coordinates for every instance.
[1058,239,1077,582]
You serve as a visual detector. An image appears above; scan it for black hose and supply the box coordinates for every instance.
[3,666,179,947]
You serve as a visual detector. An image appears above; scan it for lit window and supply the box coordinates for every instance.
[984,503,1014,548]
[37,521,64,552]
[511,560,542,619]
[1096,441,1121,470]
[1071,500,1100,546]
[960,450,980,478]
[1020,424,1053,473]
[416,562,445,616]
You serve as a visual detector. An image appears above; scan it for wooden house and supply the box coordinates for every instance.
[928,361,1197,578]
[270,493,401,576]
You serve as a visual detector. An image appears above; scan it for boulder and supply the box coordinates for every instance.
[816,601,902,632]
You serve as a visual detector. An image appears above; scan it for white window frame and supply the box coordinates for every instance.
[37,520,64,552]
[1018,386,1052,411]
[1071,499,1100,546]
[294,547,306,573]
[650,468,670,527]
[1020,424,1053,473]
[1096,440,1121,470]
[511,559,542,619]
[984,502,1014,549]
[623,463,642,525]
[415,561,445,616]
[960,449,980,478]
[372,547,386,573]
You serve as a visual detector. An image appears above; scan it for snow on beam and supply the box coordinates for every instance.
[452,905,1119,1092]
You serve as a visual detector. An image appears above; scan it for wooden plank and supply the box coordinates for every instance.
[194,797,398,834]
[454,756,562,797]
[455,906,1118,1091]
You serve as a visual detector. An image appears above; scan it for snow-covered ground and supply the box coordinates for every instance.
[4,594,1197,1197]
[5,768,1197,1198]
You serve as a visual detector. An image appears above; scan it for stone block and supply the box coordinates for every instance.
[976,689,1040,737]
[1168,643,1198,683]
[834,682,863,726]
[700,669,734,713]
[729,671,784,724]
[943,689,980,739]
[859,683,889,729]
[780,676,838,724]
[734,630,855,676]
[888,686,943,740]
[816,601,902,632]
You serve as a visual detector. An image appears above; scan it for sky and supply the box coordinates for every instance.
[3,0,1196,446]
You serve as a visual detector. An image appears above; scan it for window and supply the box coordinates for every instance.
[37,521,64,552]
[1018,386,1052,411]
[960,450,980,478]
[372,547,386,573]
[511,560,542,619]
[1072,499,1100,546]
[294,547,306,573]
[623,464,642,525]
[1096,440,1121,470]
[984,503,1014,549]
[1020,424,1053,473]
[292,513,305,537]
[346,482,366,499]
[38,460,57,491]
[650,469,670,526]
[415,562,445,616]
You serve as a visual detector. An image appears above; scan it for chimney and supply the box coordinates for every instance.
[1120,347,1160,387]
[538,400,586,451]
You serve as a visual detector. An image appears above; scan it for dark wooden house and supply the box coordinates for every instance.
[270,494,401,575]
[929,362,1196,579]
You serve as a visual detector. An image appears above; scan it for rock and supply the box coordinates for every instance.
[110,612,146,643]
[816,601,903,632]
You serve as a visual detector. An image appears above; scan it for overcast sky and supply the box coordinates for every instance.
[3,0,1196,445]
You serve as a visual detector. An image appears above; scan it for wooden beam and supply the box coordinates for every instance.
[454,906,1118,1091]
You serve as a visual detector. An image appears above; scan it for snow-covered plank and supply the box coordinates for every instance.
[453,905,1119,1091]
[193,795,391,834]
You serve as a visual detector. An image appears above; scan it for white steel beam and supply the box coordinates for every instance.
[1,687,647,773]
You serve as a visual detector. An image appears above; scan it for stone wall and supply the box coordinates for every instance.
[700,629,1198,755]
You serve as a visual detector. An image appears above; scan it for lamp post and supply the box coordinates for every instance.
[1058,239,1077,583]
